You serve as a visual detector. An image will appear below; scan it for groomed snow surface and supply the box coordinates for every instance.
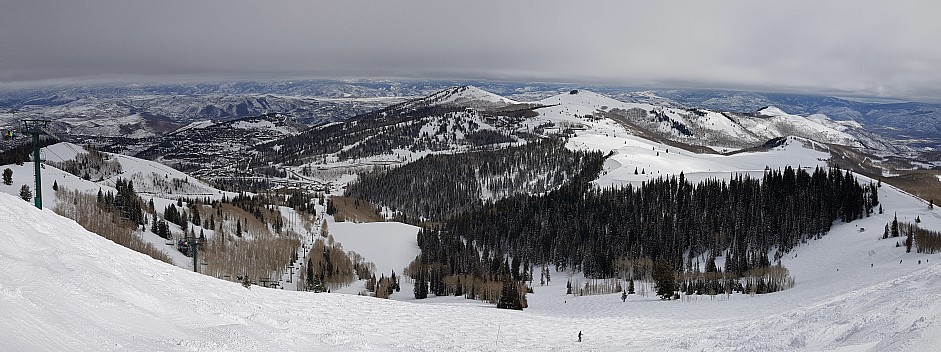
[2,175,941,350]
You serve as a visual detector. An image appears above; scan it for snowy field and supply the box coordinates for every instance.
[327,221,421,276]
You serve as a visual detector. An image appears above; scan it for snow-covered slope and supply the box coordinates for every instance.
[579,134,830,187]
[59,113,158,138]
[327,221,421,275]
[41,142,224,198]
[414,85,519,110]
[529,90,899,153]
[0,142,208,208]
[3,174,941,351]
[0,146,114,211]
[745,106,861,147]
[1,142,236,269]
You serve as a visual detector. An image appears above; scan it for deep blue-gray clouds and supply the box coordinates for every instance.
[1,0,939,101]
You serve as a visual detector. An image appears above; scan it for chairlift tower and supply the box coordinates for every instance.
[184,235,205,273]
[22,119,50,209]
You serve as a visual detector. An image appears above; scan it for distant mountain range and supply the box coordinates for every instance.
[1,79,937,152]
[19,85,907,196]
[1,80,938,179]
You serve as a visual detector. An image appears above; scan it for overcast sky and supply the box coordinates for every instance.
[1,0,939,101]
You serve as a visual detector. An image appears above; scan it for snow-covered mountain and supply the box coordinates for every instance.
[415,85,520,110]
[250,86,529,171]
[647,89,941,146]
[2,85,910,205]
[530,90,905,155]
[202,86,921,203]
[4,79,940,151]
[4,79,938,157]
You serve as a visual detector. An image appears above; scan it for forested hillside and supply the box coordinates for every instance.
[255,105,516,167]
[410,165,878,306]
[345,138,604,219]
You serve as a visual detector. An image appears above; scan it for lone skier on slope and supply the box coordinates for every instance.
[578,331,582,342]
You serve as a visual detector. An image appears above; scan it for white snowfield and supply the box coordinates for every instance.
[2,170,941,351]
[327,221,421,276]
[576,133,831,187]
[531,90,867,150]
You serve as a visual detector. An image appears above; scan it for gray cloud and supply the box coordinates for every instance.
[1,0,939,101]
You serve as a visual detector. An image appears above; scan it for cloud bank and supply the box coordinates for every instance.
[1,0,939,101]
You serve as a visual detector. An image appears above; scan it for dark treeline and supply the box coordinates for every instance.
[96,177,145,225]
[345,138,605,219]
[411,165,877,305]
[210,177,273,194]
[0,137,58,165]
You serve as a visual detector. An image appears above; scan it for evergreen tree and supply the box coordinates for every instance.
[892,214,900,238]
[110,178,144,224]
[326,199,336,215]
[652,260,676,300]
[906,223,915,253]
[391,271,400,292]
[311,275,325,292]
[191,206,201,226]
[2,168,11,185]
[19,184,31,202]
[705,256,718,273]
[305,258,326,292]
[627,278,635,294]
[413,268,428,299]
[236,219,243,237]
[156,220,170,239]
[496,280,523,310]
[52,180,58,191]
